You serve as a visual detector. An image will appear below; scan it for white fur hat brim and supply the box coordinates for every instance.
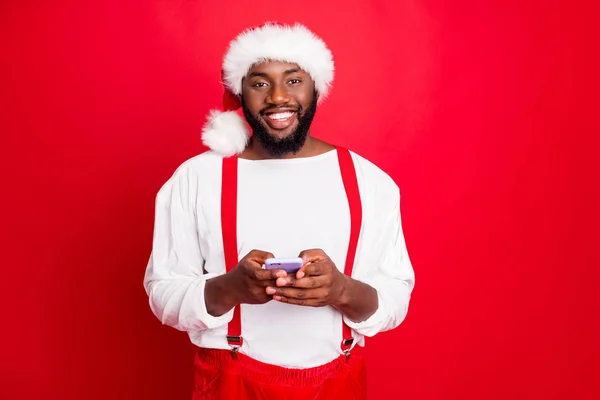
[223,23,335,101]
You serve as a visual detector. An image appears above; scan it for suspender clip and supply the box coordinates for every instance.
[342,337,354,361]
[229,346,240,359]
[227,335,242,344]
[227,335,242,359]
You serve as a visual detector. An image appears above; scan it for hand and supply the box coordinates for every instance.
[227,250,287,305]
[205,250,286,316]
[265,249,348,307]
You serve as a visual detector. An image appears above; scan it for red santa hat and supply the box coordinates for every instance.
[201,23,335,157]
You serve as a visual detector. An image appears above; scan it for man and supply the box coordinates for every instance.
[144,22,415,399]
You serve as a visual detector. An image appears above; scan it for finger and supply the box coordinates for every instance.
[269,287,326,300]
[259,279,277,288]
[275,274,301,287]
[297,249,328,278]
[300,262,329,277]
[275,275,324,288]
[249,266,286,281]
[272,296,325,307]
[296,263,315,279]
[296,263,320,279]
[246,250,275,264]
[298,249,326,263]
[245,251,288,280]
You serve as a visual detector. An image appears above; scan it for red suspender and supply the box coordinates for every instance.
[221,155,242,348]
[220,147,362,353]
[335,146,363,353]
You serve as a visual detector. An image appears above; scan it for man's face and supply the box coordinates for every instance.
[241,61,317,157]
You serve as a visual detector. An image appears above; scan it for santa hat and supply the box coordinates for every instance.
[201,23,335,157]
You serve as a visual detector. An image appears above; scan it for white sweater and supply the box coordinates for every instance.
[144,149,415,368]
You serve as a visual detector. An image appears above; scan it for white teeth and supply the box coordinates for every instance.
[267,112,294,120]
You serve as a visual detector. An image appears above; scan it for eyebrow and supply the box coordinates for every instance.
[247,71,268,78]
[247,69,302,79]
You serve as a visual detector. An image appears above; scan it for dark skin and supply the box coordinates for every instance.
[239,61,333,160]
[205,61,378,323]
[205,250,284,317]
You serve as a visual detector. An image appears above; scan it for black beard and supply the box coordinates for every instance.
[242,92,318,157]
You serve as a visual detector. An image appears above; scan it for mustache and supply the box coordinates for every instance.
[260,105,301,115]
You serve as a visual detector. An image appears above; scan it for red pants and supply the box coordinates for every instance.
[192,347,367,399]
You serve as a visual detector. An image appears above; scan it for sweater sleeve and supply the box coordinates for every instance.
[343,186,415,337]
[143,167,234,332]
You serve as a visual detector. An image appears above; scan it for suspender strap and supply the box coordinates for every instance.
[335,146,363,352]
[221,155,242,348]
[220,147,362,353]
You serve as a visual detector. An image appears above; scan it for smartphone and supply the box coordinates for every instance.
[264,257,303,273]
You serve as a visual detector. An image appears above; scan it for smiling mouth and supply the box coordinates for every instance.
[262,110,298,130]
[265,111,295,121]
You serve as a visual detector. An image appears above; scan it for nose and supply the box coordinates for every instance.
[266,83,290,105]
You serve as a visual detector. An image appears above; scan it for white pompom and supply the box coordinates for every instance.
[201,110,249,157]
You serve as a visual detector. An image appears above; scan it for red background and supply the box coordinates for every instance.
[1,0,598,399]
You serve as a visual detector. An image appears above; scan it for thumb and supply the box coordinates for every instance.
[298,249,325,265]
[297,250,325,279]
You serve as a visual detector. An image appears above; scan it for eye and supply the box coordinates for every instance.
[252,82,268,88]
[288,79,302,85]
